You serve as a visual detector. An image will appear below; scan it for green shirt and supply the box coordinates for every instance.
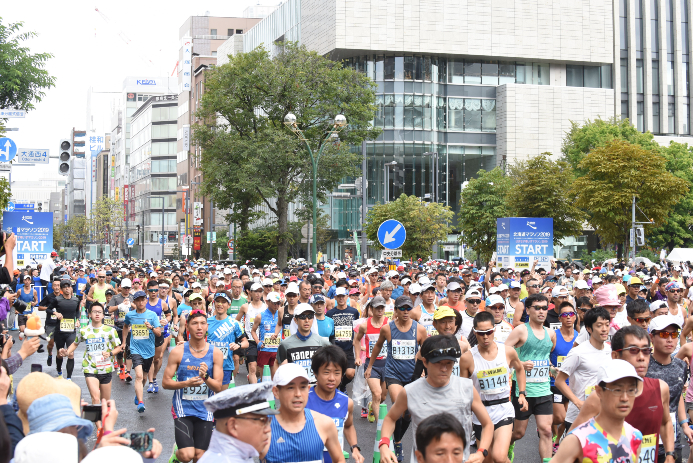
[228,295,247,317]
[74,324,121,374]
[514,323,553,398]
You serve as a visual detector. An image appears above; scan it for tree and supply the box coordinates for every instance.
[53,223,66,251]
[457,167,511,263]
[64,216,89,259]
[89,197,125,253]
[508,153,587,245]
[562,117,661,175]
[194,42,380,267]
[236,226,279,264]
[0,19,55,112]
[648,142,693,250]
[0,177,12,212]
[574,139,688,259]
[364,193,453,260]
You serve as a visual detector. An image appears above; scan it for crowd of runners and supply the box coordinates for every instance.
[3,252,693,463]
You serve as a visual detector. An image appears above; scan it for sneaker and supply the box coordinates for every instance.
[46,355,52,367]
[508,442,515,463]
[56,371,63,379]
[360,407,367,418]
[124,372,132,382]
[367,401,375,423]
[37,344,44,353]
[553,442,559,455]
[394,442,403,462]
[147,382,155,393]
[152,381,159,393]
[168,444,181,463]
[66,378,72,382]
[134,395,139,406]
[119,369,126,380]
[137,402,145,413]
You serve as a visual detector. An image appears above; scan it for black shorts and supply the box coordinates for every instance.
[344,348,356,370]
[367,358,386,380]
[512,393,553,420]
[17,313,30,327]
[551,385,569,404]
[54,330,77,350]
[174,416,214,451]
[155,334,165,348]
[45,323,57,339]
[246,341,258,363]
[384,377,412,388]
[473,416,514,440]
[131,354,154,373]
[125,332,132,360]
[84,372,113,384]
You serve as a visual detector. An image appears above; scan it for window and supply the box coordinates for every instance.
[482,100,496,131]
[212,51,217,57]
[653,61,660,94]
[384,56,395,80]
[210,29,217,36]
[635,0,644,52]
[684,103,690,134]
[566,65,583,87]
[668,61,675,95]
[668,102,675,132]
[481,61,498,85]
[620,0,628,50]
[637,102,644,131]
[449,60,464,84]
[652,0,659,52]
[636,60,644,93]
[653,102,661,133]
[464,99,482,131]
[228,29,234,36]
[621,59,628,92]
[236,29,243,34]
[499,63,515,84]
[464,62,481,84]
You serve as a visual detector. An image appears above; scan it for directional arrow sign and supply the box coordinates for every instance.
[5,202,14,212]
[0,137,17,162]
[126,238,135,247]
[377,219,406,250]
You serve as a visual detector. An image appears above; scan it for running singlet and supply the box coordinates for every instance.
[470,344,513,425]
[385,320,419,382]
[172,343,215,421]
[281,305,294,339]
[265,409,324,463]
[245,303,265,339]
[146,298,167,337]
[568,417,643,463]
[92,285,107,304]
[258,309,280,352]
[419,304,437,336]
[206,315,244,372]
[384,300,395,320]
[493,320,513,344]
[366,317,388,360]
[550,328,577,388]
[306,388,349,463]
[326,306,360,351]
[18,287,34,314]
[625,377,663,461]
[514,323,552,397]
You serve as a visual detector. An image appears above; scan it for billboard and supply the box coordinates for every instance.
[496,218,553,271]
[3,212,54,267]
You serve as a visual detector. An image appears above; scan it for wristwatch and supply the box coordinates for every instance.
[478,448,488,457]
[350,444,361,453]
[518,390,526,396]
[202,371,209,381]
[666,451,676,457]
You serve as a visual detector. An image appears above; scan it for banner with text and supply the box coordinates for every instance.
[3,211,54,267]
[496,217,553,271]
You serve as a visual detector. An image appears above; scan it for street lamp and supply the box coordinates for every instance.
[384,161,397,203]
[284,112,347,265]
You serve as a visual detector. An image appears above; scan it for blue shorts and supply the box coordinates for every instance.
[222,370,233,385]
[368,358,386,380]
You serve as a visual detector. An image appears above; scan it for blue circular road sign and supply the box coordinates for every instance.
[377,219,406,250]
[0,138,17,162]
[5,201,14,212]
[126,238,135,246]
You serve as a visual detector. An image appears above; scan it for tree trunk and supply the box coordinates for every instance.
[277,194,289,268]
[617,242,623,260]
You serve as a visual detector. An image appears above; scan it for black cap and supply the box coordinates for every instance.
[394,295,413,308]
[59,280,72,288]
[421,335,462,363]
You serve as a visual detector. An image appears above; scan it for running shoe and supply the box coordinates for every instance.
[553,442,559,455]
[137,402,145,413]
[508,442,515,462]
[367,401,375,423]
[119,369,126,380]
[124,372,132,382]
[394,442,403,463]
[152,381,159,393]
[134,394,139,406]
[360,407,367,418]
[66,378,72,382]
[168,444,181,463]
[147,382,155,393]
[56,370,63,379]
[46,355,52,367]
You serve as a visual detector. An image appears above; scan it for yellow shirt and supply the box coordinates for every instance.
[519,283,529,300]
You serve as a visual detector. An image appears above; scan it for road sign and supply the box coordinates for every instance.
[377,219,406,250]
[382,249,403,258]
[5,202,14,212]
[14,203,34,211]
[126,238,135,247]
[0,138,17,162]
[16,149,49,164]
[227,239,234,250]
[0,109,25,118]
[159,235,167,244]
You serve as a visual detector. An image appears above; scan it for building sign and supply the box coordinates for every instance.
[154,95,177,102]
[123,185,129,222]
[181,37,192,93]
[193,226,202,251]
[115,186,119,201]
[183,125,190,151]
[496,218,553,271]
[3,211,54,267]
[193,201,203,226]
[136,79,157,86]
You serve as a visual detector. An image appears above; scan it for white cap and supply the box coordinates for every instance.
[388,270,399,278]
[294,303,315,317]
[509,281,521,289]
[597,359,643,385]
[267,292,281,303]
[421,283,435,293]
[250,282,263,292]
[285,282,300,295]
[649,300,667,311]
[592,276,603,284]
[488,286,500,294]
[446,281,462,291]
[192,282,202,289]
[120,278,132,288]
[223,268,233,274]
[465,290,482,300]
[335,287,348,296]
[575,280,589,290]
[150,272,158,278]
[337,272,347,279]
[273,362,311,386]
[551,285,569,297]
[418,276,431,285]
[649,313,682,331]
[367,268,378,275]
[486,294,505,307]
[262,278,273,286]
[497,284,509,291]
[409,283,422,295]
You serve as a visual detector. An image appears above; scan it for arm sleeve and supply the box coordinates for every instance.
[5,352,23,375]
[277,343,287,364]
[1,403,25,454]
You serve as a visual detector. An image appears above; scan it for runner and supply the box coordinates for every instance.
[277,282,300,340]
[461,289,483,339]
[207,291,249,387]
[253,291,281,380]
[121,289,162,413]
[311,294,335,342]
[15,274,37,337]
[378,334,493,463]
[482,294,513,344]
[60,301,122,404]
[86,271,109,305]
[326,287,360,392]
[503,281,523,325]
[504,293,556,462]
[459,311,528,463]
[307,345,364,463]
[366,295,427,462]
[106,278,134,380]
[163,309,224,463]
[276,303,331,381]
[380,281,396,321]
[264,362,345,463]
[417,284,438,337]
[47,279,82,380]
[143,279,171,393]
[235,283,266,384]
[549,359,644,463]
[626,298,652,330]
[37,278,61,367]
[574,285,621,346]
[413,413,467,463]
[354,295,389,423]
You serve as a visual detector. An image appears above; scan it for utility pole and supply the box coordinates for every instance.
[632,195,636,262]
[209,199,214,261]
[361,141,368,265]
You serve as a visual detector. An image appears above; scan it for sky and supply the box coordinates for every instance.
[3,0,268,181]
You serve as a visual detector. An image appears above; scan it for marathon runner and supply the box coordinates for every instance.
[253,291,281,379]
[207,291,249,387]
[235,283,266,384]
[15,274,37,337]
[145,279,171,393]
[461,289,483,339]
[417,284,438,337]
[106,278,134,380]
[47,279,82,380]
[326,287,360,392]
[37,278,61,367]
[276,303,330,382]
[311,294,335,342]
[548,301,578,448]
[481,294,513,345]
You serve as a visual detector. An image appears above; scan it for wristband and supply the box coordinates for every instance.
[103,430,112,436]
[680,419,690,426]
[378,437,390,449]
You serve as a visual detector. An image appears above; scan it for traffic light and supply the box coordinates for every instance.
[635,227,645,246]
[58,139,72,176]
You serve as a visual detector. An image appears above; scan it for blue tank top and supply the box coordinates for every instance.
[146,298,168,337]
[19,286,33,314]
[172,343,215,421]
[258,309,279,352]
[266,409,324,463]
[385,320,419,382]
[306,388,349,463]
[550,328,578,387]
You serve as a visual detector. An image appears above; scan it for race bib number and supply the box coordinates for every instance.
[585,385,596,397]
[477,366,509,394]
[263,333,280,347]
[426,325,439,336]
[295,358,316,382]
[283,326,290,339]
[452,359,460,377]
[368,339,387,358]
[384,308,394,320]
[335,328,352,342]
[526,360,550,383]
[60,318,75,332]
[183,384,209,401]
[556,356,566,369]
[391,339,415,360]
[78,283,86,292]
[86,338,107,353]
[639,434,656,463]
[494,325,512,343]
[212,342,229,359]
[549,322,562,331]
[132,324,149,340]
[104,317,114,326]
[118,304,129,318]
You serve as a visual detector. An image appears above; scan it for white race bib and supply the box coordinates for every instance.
[391,339,415,360]
[477,366,509,395]
[183,384,209,401]
[526,360,550,383]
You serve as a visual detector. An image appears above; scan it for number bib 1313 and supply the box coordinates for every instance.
[391,339,415,360]
[526,360,550,383]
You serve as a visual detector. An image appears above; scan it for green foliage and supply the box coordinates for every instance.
[89,197,125,251]
[365,193,453,260]
[457,167,511,263]
[64,216,89,258]
[578,248,616,264]
[636,248,659,262]
[574,140,688,256]
[0,19,55,111]
[562,117,660,176]
[194,42,380,267]
[53,223,65,251]
[508,153,587,245]
[0,177,12,212]
[236,227,279,263]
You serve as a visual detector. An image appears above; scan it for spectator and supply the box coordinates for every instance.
[0,360,22,457]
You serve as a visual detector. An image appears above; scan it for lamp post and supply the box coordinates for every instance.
[384,161,397,203]
[284,113,347,265]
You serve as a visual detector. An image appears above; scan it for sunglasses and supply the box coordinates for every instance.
[493,278,502,281]
[473,328,495,337]
[527,284,540,288]
[424,347,461,360]
[632,316,651,323]
[669,289,683,293]
[530,306,549,311]
[410,292,421,296]
[654,331,680,339]
[313,286,323,290]
[489,305,504,311]
[614,346,653,355]
[295,313,315,320]
[467,299,481,305]
[148,289,158,292]
[397,306,414,311]
[559,311,576,318]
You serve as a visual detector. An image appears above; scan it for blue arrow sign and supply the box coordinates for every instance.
[0,138,17,162]
[159,236,167,244]
[5,202,14,212]
[377,219,406,250]
[126,238,135,246]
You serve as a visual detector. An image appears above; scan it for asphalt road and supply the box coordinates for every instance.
[7,333,690,462]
